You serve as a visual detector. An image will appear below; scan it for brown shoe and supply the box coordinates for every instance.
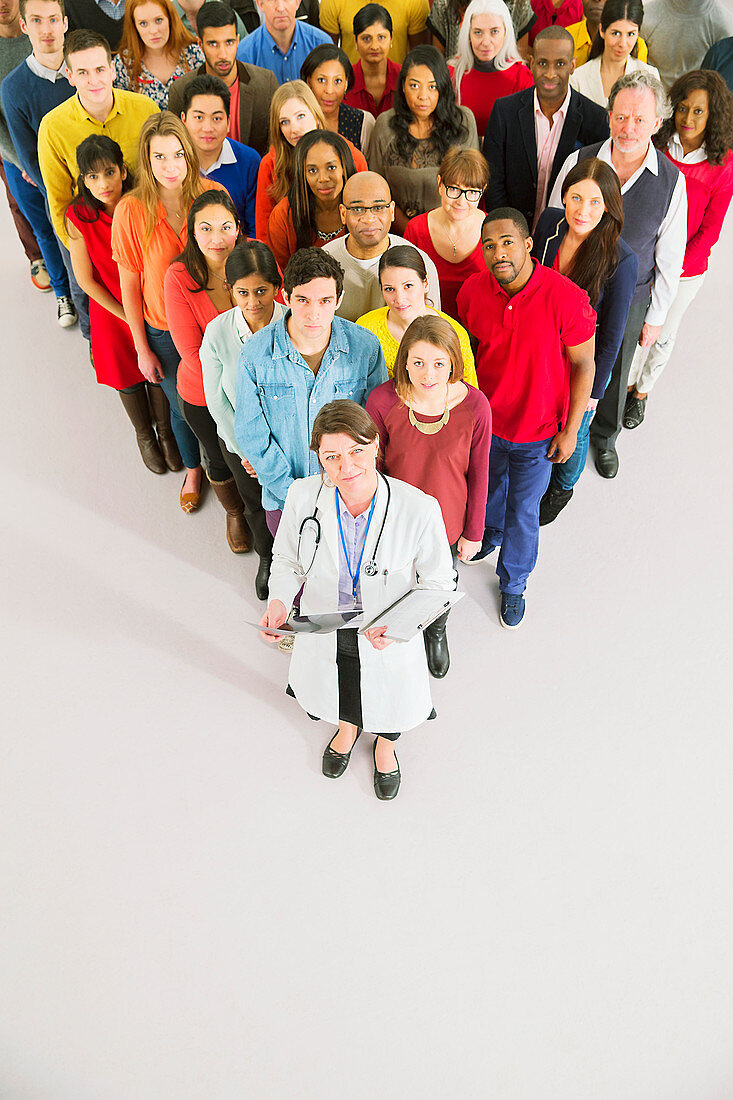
[147,384,183,472]
[208,476,252,552]
[118,388,166,474]
[180,471,203,514]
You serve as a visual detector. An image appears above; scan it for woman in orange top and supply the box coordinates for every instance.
[267,130,357,271]
[255,80,368,241]
[112,111,225,512]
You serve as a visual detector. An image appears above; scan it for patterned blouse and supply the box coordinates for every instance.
[113,42,204,109]
[337,102,375,154]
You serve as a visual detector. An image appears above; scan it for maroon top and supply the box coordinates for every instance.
[366,380,492,544]
[404,212,486,320]
[66,201,143,390]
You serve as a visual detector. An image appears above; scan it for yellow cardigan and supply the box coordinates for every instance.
[356,306,479,388]
[38,90,159,246]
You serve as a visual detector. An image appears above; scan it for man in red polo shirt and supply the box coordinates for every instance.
[457,207,596,628]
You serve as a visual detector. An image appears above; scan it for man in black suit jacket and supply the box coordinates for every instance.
[483,26,609,229]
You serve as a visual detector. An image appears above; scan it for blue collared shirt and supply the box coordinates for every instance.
[235,20,331,84]
[336,491,372,610]
[234,314,387,512]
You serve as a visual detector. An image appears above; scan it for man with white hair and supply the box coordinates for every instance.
[548,69,686,478]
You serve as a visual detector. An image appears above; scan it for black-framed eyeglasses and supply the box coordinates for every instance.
[343,203,393,217]
[443,185,483,202]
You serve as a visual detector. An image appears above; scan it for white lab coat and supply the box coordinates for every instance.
[269,474,455,733]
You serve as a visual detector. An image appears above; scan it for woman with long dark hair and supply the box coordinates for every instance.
[200,241,286,598]
[301,43,375,152]
[570,0,658,108]
[449,0,532,139]
[113,0,203,108]
[343,4,401,118]
[164,190,253,552]
[368,44,479,234]
[624,69,733,428]
[266,130,357,270]
[532,157,638,523]
[66,136,166,473]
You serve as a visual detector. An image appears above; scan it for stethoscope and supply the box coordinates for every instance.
[296,474,392,578]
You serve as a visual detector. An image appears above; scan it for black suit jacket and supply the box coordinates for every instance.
[483,87,610,227]
[168,61,279,159]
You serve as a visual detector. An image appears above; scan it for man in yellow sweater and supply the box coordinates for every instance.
[38,28,158,247]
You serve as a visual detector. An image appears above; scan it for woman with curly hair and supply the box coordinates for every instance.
[368,45,479,234]
[266,130,357,270]
[113,0,203,109]
[624,69,733,429]
[448,0,532,139]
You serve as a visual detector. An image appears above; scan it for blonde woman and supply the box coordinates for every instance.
[113,0,204,109]
[254,80,368,241]
[112,111,226,511]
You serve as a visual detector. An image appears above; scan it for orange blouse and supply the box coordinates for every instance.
[266,196,346,272]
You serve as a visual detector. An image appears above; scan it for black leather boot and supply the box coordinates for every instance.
[255,555,271,601]
[423,610,450,678]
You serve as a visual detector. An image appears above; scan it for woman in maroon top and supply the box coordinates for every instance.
[366,314,491,677]
[343,4,402,118]
[66,135,170,477]
[404,147,488,318]
[164,190,252,553]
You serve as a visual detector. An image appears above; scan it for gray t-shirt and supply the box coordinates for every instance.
[643,0,733,89]
[0,34,32,166]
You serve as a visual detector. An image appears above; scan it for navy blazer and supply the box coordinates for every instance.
[532,208,639,399]
[483,87,609,228]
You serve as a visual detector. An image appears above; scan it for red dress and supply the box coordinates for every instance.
[66,202,143,390]
[404,212,486,320]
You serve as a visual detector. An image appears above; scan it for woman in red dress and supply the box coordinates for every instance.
[66,135,168,475]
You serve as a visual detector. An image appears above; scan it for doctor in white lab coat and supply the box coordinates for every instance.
[260,399,455,800]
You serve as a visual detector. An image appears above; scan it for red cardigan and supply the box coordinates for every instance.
[451,62,533,140]
[664,146,733,277]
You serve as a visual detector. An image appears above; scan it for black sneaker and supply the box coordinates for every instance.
[539,485,573,526]
[500,592,525,629]
[57,295,78,328]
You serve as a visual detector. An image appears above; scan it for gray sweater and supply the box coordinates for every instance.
[0,34,32,167]
[642,0,733,89]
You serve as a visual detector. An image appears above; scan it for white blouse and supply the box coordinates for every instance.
[570,55,660,109]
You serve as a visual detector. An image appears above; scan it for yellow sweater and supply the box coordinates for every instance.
[356,306,479,388]
[38,90,159,245]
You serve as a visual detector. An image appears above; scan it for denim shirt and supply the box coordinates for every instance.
[234,314,388,511]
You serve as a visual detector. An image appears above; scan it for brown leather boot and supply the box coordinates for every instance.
[147,383,183,472]
[208,476,252,553]
[118,388,166,474]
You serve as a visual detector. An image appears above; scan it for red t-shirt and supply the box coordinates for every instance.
[457,260,596,442]
[404,212,485,320]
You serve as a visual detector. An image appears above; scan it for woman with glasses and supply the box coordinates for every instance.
[404,147,488,318]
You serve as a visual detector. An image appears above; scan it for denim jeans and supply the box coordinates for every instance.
[484,434,554,595]
[551,409,594,491]
[3,161,70,299]
[144,323,200,469]
[56,234,91,340]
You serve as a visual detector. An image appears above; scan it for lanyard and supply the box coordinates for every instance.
[335,489,377,607]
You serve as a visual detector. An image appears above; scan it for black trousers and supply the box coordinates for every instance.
[336,629,400,740]
[180,398,231,481]
[219,438,274,561]
[590,296,649,449]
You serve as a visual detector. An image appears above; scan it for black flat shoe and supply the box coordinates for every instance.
[255,554,271,601]
[373,739,400,800]
[623,394,647,429]
[595,446,619,479]
[322,728,361,779]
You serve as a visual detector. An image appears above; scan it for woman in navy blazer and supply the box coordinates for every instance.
[532,157,638,525]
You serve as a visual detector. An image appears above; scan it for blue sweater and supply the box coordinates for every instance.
[532,208,639,400]
[204,137,260,238]
[2,57,74,189]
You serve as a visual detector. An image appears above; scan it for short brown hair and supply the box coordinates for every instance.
[310,400,378,453]
[438,147,489,191]
[392,315,464,401]
[64,28,112,65]
[20,0,65,20]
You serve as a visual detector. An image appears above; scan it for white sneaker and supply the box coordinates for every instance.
[57,295,78,328]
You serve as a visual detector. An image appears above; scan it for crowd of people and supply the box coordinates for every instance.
[1,0,732,798]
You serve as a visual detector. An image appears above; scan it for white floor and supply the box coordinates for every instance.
[2,173,733,1096]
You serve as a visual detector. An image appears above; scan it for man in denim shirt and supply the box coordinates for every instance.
[235,248,388,530]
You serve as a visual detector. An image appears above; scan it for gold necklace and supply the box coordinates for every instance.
[408,402,450,435]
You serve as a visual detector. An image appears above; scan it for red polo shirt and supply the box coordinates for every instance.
[457,260,596,443]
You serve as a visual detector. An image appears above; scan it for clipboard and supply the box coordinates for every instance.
[358,590,464,643]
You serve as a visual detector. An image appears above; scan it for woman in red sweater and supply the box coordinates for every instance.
[449,0,532,141]
[164,190,251,551]
[366,314,491,678]
[625,69,733,428]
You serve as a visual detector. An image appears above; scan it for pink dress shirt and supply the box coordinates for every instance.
[532,87,571,230]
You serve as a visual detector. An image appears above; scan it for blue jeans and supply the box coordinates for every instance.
[56,233,90,340]
[3,161,70,299]
[551,409,594,491]
[484,434,553,595]
[144,322,200,469]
